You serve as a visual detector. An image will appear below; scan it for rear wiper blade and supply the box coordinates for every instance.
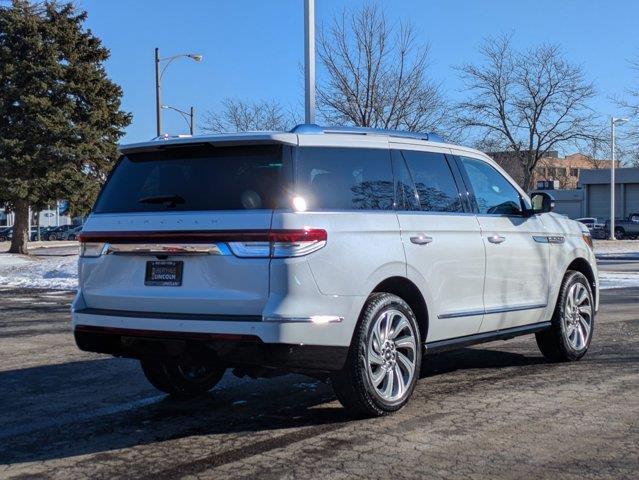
[138,195,185,207]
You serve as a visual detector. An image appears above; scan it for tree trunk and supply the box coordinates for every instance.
[9,199,29,255]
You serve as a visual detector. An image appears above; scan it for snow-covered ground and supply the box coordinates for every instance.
[598,271,639,290]
[0,254,77,290]
[0,239,638,291]
[593,239,639,258]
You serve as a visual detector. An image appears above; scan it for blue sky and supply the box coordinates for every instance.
[78,0,639,144]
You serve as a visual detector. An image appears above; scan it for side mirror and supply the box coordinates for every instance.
[529,192,555,215]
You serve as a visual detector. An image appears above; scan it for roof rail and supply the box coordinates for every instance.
[150,133,193,141]
[290,124,444,143]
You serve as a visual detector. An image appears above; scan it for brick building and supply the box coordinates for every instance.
[489,150,618,189]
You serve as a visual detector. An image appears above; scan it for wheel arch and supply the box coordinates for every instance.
[565,257,597,307]
[371,276,429,342]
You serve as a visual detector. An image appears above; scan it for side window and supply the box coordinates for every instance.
[461,157,523,216]
[295,147,394,210]
[401,150,463,213]
[391,150,419,211]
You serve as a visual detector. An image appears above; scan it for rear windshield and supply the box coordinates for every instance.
[93,145,287,213]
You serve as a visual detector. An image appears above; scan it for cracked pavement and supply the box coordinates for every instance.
[0,287,637,479]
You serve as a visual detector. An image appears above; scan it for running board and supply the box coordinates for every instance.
[423,322,551,355]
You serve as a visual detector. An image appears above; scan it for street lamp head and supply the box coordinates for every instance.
[188,54,203,62]
[612,117,629,125]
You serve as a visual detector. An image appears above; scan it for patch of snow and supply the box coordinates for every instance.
[593,240,639,256]
[598,271,639,290]
[0,253,77,290]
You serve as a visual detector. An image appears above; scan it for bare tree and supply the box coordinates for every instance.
[618,57,639,166]
[202,98,293,133]
[582,135,611,169]
[456,35,600,189]
[316,3,448,135]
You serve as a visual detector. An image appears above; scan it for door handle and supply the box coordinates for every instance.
[487,234,506,244]
[410,235,433,245]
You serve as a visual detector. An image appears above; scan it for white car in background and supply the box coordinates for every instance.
[72,125,598,416]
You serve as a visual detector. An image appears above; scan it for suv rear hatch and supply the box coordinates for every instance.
[79,143,291,316]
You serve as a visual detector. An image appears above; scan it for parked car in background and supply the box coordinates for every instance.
[0,227,12,242]
[576,217,606,239]
[605,214,639,239]
[576,217,603,230]
[72,125,599,416]
[46,224,77,240]
[30,226,57,241]
[63,225,83,240]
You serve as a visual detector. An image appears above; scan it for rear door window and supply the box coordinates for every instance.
[294,147,394,210]
[93,145,288,213]
[400,150,464,213]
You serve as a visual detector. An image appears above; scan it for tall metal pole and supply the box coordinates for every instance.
[610,117,616,240]
[190,106,195,135]
[304,0,316,124]
[155,47,162,137]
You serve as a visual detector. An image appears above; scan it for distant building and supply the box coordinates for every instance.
[0,208,13,227]
[529,167,639,220]
[579,168,639,220]
[489,150,618,189]
[0,206,71,228]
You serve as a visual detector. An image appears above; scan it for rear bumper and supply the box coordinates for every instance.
[74,324,349,372]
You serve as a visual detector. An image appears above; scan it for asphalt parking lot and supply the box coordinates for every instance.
[0,284,637,480]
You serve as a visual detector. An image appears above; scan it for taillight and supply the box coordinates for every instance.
[79,242,106,258]
[228,229,327,258]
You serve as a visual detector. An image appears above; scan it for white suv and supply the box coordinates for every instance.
[73,125,598,416]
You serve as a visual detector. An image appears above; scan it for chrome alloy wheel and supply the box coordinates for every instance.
[366,309,417,402]
[564,282,592,350]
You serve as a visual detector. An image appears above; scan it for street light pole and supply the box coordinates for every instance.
[610,117,628,240]
[161,105,195,135]
[304,0,316,124]
[155,47,162,137]
[154,48,203,137]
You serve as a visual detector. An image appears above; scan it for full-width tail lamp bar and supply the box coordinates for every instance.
[78,229,328,259]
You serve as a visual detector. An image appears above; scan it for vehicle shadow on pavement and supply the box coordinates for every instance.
[421,347,550,378]
[0,347,549,465]
[0,357,349,465]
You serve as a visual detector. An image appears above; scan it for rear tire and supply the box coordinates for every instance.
[140,359,225,398]
[331,293,422,417]
[536,270,594,362]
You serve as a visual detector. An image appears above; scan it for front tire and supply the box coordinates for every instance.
[536,270,594,362]
[331,293,422,417]
[140,359,225,398]
[614,228,625,240]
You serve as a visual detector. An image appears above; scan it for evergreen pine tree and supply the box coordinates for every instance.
[0,0,131,253]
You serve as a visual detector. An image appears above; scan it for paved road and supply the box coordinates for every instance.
[0,288,637,479]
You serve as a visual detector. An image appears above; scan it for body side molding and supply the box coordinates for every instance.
[438,303,547,320]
